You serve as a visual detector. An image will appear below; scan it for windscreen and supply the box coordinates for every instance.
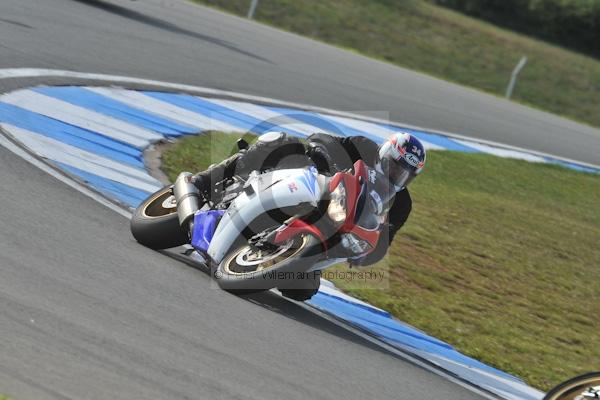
[354,168,395,230]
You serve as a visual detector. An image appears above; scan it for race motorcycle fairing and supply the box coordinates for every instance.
[131,160,392,300]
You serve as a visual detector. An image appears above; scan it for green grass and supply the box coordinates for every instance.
[191,0,600,128]
[162,131,600,391]
[161,131,258,182]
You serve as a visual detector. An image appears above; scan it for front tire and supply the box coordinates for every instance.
[130,186,190,250]
[543,372,600,400]
[215,234,323,292]
[279,271,321,301]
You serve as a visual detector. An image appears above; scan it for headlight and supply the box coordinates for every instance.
[341,234,372,254]
[327,182,347,225]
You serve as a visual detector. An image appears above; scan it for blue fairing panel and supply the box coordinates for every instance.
[191,210,226,253]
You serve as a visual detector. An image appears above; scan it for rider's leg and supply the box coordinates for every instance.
[194,132,306,193]
[173,132,306,229]
[192,153,241,195]
[238,132,307,173]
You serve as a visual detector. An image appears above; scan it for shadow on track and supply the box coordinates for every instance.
[161,247,410,360]
[70,0,273,64]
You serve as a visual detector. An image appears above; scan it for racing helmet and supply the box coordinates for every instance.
[376,133,426,190]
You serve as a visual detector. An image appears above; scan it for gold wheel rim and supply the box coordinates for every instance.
[142,187,178,218]
[546,375,600,400]
[223,235,309,276]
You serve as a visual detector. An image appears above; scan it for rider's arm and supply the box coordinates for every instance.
[305,133,347,174]
[352,188,412,266]
[306,133,379,173]
[387,187,412,232]
[340,136,379,166]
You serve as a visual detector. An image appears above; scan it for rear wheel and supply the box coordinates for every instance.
[215,234,323,292]
[130,186,190,249]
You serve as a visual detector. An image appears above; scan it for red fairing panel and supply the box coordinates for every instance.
[273,219,328,251]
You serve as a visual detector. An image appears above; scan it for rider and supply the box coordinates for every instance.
[185,131,426,266]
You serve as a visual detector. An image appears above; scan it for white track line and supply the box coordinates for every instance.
[452,139,547,163]
[0,68,597,169]
[320,113,446,149]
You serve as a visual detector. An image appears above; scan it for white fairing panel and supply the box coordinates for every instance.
[207,167,321,263]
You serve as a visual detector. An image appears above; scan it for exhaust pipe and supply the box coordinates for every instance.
[173,172,200,227]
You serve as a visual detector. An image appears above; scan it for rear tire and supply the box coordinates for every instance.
[130,186,190,250]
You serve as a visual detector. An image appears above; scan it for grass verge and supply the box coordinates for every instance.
[163,131,600,390]
[191,0,600,128]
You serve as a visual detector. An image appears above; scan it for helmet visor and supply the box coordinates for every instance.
[382,156,416,189]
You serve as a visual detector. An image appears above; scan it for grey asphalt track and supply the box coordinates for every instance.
[0,0,598,165]
[0,0,593,399]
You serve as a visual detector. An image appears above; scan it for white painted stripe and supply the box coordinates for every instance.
[87,87,243,133]
[0,90,162,148]
[0,68,597,170]
[453,139,548,163]
[205,98,318,136]
[2,124,162,192]
[319,113,396,140]
[319,113,445,150]
[419,352,544,400]
[211,99,443,149]
[0,131,132,218]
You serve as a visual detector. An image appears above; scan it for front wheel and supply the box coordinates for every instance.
[215,234,323,292]
[130,186,190,249]
[543,372,600,400]
[279,270,321,301]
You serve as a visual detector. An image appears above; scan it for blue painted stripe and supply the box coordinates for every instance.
[55,161,152,207]
[143,92,307,137]
[0,102,144,167]
[546,158,600,174]
[383,124,480,152]
[35,87,197,137]
[265,106,473,153]
[265,105,384,141]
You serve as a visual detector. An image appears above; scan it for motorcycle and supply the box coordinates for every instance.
[131,158,392,300]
